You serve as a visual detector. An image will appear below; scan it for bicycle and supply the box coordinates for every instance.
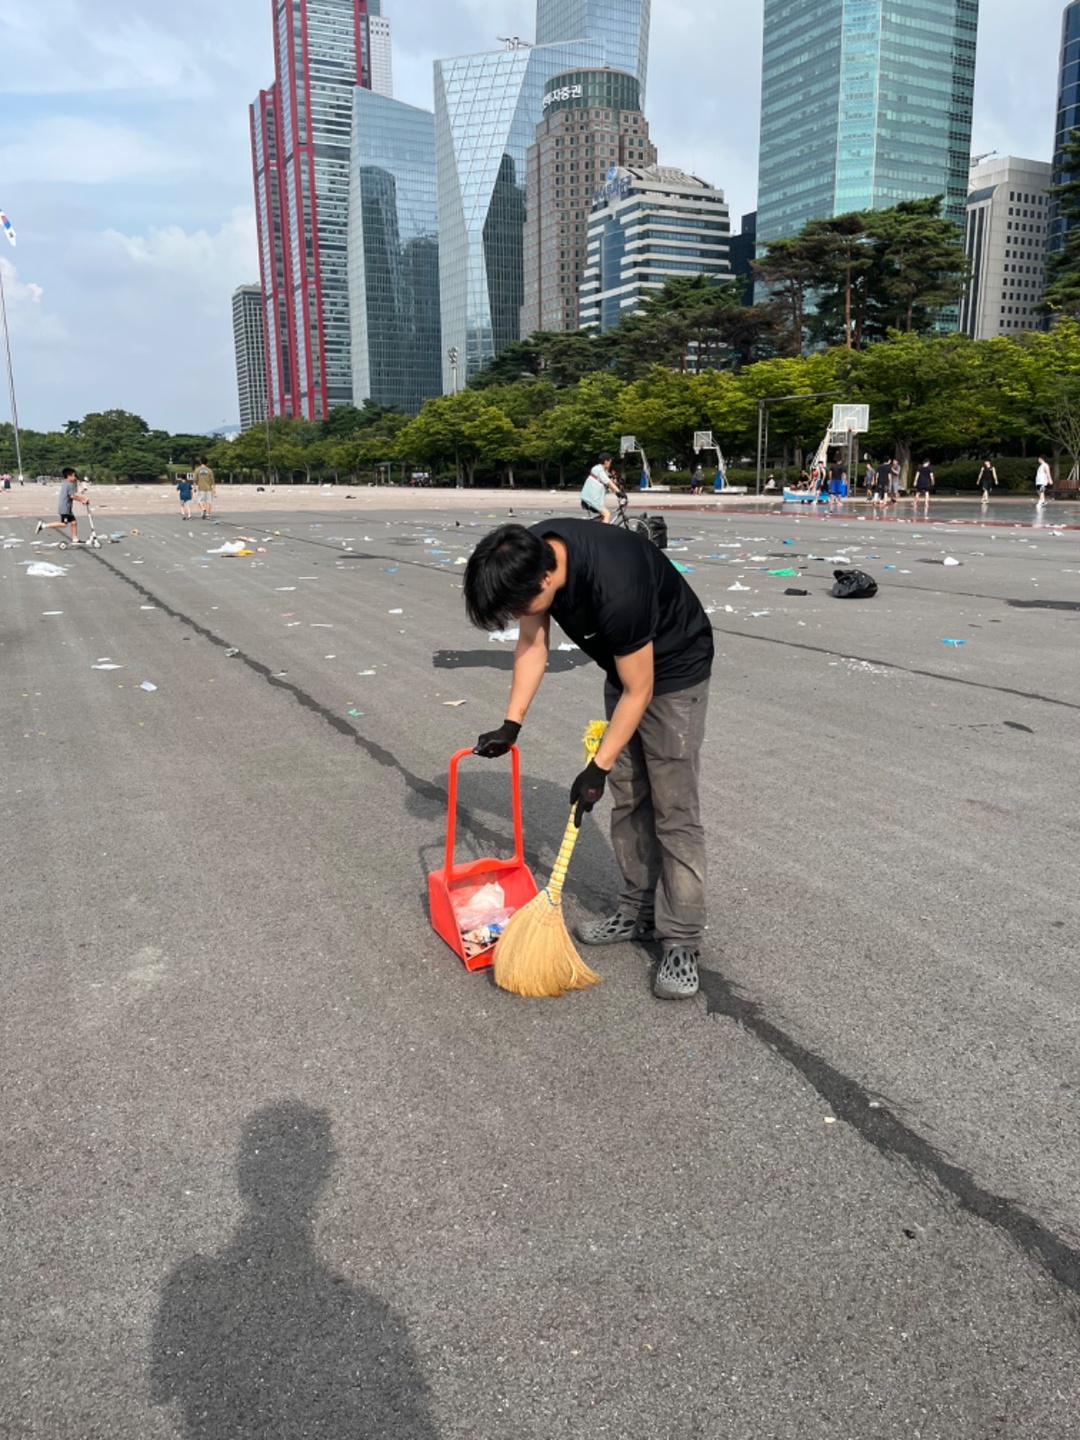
[601,488,667,548]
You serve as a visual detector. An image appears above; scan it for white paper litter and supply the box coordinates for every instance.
[140,681,158,692]
[92,663,123,671]
[25,562,67,577]
[489,627,520,643]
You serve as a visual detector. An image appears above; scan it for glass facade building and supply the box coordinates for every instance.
[250,0,388,420]
[232,284,268,430]
[522,69,654,334]
[1051,1,1080,255]
[536,0,651,101]
[756,0,979,247]
[434,39,604,388]
[348,90,442,414]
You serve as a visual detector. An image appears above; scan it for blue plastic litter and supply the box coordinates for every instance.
[941,638,967,646]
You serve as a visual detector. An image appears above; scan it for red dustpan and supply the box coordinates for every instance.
[428,746,539,971]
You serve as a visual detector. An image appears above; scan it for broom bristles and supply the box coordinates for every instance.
[493,888,601,999]
[494,732,609,1000]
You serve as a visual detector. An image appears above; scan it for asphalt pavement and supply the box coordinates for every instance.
[3,499,1080,1439]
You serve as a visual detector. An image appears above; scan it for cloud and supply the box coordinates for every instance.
[0,256,44,308]
[0,117,194,186]
[0,2,208,97]
[2,0,1075,435]
[10,211,257,432]
[104,209,258,280]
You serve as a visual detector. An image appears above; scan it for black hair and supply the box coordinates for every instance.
[463,524,556,631]
[598,451,613,463]
[62,466,77,479]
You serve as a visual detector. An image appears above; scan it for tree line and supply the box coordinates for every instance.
[9,197,1080,486]
[8,327,1080,489]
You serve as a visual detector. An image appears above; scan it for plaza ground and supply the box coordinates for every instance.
[3,494,1079,1437]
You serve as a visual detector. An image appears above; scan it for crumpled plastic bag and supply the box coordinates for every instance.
[831,568,878,599]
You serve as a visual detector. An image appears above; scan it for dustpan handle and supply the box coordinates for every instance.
[444,746,525,878]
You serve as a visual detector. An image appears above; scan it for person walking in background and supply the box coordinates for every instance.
[864,460,876,504]
[194,459,216,519]
[35,466,89,542]
[689,464,704,495]
[886,459,901,505]
[913,459,935,511]
[1035,456,1053,506]
[977,459,998,504]
[873,459,891,509]
[176,473,194,520]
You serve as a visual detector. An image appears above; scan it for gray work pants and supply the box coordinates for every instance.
[604,678,710,948]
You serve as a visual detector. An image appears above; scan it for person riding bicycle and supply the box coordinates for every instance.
[580,453,621,523]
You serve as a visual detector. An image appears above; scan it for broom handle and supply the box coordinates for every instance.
[546,811,581,903]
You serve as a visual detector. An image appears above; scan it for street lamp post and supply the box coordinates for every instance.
[755,391,843,496]
[447,346,462,487]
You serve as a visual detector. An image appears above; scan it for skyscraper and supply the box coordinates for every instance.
[1051,0,1080,255]
[521,68,655,335]
[250,0,390,420]
[579,166,732,333]
[233,285,268,430]
[959,157,1051,339]
[536,0,651,100]
[434,39,604,388]
[756,0,979,247]
[371,11,394,97]
[348,90,442,414]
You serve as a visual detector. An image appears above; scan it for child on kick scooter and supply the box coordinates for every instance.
[35,468,89,543]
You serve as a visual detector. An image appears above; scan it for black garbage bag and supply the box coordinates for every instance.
[640,514,668,549]
[831,568,878,599]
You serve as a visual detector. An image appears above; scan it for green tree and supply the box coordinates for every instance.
[846,333,998,474]
[870,198,969,334]
[799,213,876,350]
[619,368,705,464]
[752,238,819,356]
[519,372,626,485]
[397,391,519,485]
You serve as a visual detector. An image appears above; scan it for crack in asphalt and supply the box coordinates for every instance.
[90,548,1080,1308]
[698,966,1080,1303]
[87,550,607,903]
[708,624,1080,712]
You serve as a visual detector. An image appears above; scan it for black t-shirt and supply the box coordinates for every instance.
[530,518,713,696]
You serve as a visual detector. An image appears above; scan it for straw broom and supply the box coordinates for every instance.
[492,722,608,999]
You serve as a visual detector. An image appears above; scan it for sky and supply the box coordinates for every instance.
[0,0,1071,435]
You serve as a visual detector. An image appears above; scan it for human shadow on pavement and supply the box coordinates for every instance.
[151,1102,440,1440]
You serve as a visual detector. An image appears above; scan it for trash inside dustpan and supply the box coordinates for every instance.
[428,746,538,971]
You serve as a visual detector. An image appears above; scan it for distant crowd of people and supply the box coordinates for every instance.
[783,455,1058,509]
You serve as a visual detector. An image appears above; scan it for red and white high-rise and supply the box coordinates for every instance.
[250,0,391,420]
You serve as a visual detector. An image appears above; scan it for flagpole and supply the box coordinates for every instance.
[0,257,24,484]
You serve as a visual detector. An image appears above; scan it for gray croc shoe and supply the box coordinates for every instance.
[575,912,656,946]
[653,946,699,1000]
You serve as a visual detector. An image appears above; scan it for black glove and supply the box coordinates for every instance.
[570,759,609,827]
[473,720,521,759]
